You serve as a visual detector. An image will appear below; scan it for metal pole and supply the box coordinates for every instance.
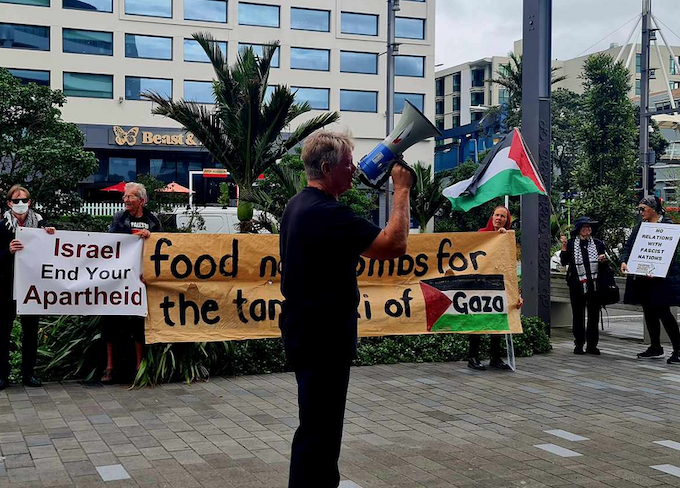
[521,0,552,330]
[381,0,398,227]
[640,0,651,196]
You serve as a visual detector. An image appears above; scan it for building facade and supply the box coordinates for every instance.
[1,0,435,203]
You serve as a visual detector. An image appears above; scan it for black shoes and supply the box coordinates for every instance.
[637,346,665,359]
[668,352,680,365]
[586,347,601,355]
[467,358,486,371]
[0,378,6,391]
[489,357,512,370]
[574,345,586,355]
[22,376,42,388]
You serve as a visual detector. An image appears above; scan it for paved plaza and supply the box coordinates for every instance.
[2,328,680,487]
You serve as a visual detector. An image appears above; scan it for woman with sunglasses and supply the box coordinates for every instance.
[0,185,56,389]
[621,196,680,364]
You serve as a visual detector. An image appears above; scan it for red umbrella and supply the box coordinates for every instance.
[157,181,194,194]
[100,181,126,193]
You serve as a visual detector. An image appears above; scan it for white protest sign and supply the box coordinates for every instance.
[14,228,147,316]
[626,222,680,278]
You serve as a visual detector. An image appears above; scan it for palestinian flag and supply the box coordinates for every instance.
[443,128,546,212]
[419,275,510,333]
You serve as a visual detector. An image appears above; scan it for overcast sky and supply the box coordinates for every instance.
[435,0,680,68]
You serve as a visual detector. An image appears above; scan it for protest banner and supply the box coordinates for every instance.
[143,232,522,344]
[626,222,680,278]
[14,228,146,316]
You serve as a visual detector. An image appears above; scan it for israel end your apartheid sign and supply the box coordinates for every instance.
[142,232,522,344]
[13,228,147,316]
[626,222,680,278]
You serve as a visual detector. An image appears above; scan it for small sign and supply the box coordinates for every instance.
[626,222,680,278]
[111,126,201,147]
[203,168,229,178]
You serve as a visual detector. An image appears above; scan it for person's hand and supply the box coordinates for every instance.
[560,235,567,250]
[44,227,55,235]
[621,262,628,273]
[516,296,524,309]
[598,254,606,262]
[9,239,23,254]
[498,228,507,234]
[138,229,151,239]
[391,161,413,190]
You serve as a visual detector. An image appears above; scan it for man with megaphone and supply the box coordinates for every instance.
[279,130,413,487]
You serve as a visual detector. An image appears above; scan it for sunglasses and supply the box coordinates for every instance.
[10,198,29,204]
[637,207,648,212]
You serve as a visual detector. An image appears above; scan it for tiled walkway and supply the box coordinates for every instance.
[2,331,680,487]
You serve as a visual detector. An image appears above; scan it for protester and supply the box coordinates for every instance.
[621,196,680,363]
[280,130,412,487]
[0,185,56,389]
[467,205,523,370]
[560,217,607,355]
[102,182,161,383]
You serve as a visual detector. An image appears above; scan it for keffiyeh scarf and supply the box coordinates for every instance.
[3,209,43,231]
[573,237,599,293]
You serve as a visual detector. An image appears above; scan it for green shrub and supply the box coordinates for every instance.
[56,213,111,232]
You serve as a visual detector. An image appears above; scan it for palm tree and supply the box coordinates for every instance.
[144,33,339,232]
[409,162,452,233]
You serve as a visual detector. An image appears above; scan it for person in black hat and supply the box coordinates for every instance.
[560,217,607,354]
[621,196,680,364]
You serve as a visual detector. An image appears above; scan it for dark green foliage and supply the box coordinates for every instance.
[55,214,111,232]
[410,163,453,232]
[0,68,98,219]
[551,88,585,194]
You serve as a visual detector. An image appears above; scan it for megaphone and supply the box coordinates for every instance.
[358,100,442,189]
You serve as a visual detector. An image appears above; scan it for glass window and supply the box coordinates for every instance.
[185,0,227,23]
[63,28,112,56]
[151,159,176,183]
[340,90,377,112]
[109,157,137,182]
[471,69,485,87]
[292,87,329,110]
[125,77,172,100]
[290,47,329,71]
[7,68,50,86]
[264,85,276,103]
[435,78,444,96]
[1,0,49,6]
[125,34,172,60]
[0,23,49,51]
[341,12,378,36]
[396,17,425,40]
[238,2,279,27]
[636,53,641,74]
[435,118,444,131]
[452,97,460,111]
[435,100,444,115]
[452,115,460,127]
[453,73,461,91]
[238,43,279,68]
[498,88,509,105]
[184,80,213,103]
[63,72,113,98]
[291,7,329,32]
[635,79,641,96]
[125,0,171,18]
[671,55,678,76]
[184,39,227,63]
[471,112,484,123]
[395,93,424,113]
[395,55,424,77]
[63,0,111,12]
[340,51,378,74]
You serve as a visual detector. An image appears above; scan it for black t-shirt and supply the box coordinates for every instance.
[279,187,381,367]
[129,216,151,235]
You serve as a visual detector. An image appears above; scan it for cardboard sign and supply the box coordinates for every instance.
[14,228,146,316]
[143,232,522,344]
[626,222,680,278]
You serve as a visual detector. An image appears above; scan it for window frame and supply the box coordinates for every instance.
[0,22,50,51]
[124,0,172,19]
[395,55,425,77]
[125,76,172,101]
[395,16,425,40]
[184,0,228,24]
[340,50,379,75]
[62,27,113,56]
[62,71,113,99]
[238,42,280,68]
[62,0,112,13]
[238,2,280,28]
[291,86,330,111]
[290,47,330,72]
[184,80,215,104]
[125,33,173,61]
[1,0,50,6]
[183,38,227,63]
[7,67,50,86]
[340,11,378,37]
[394,92,424,114]
[290,7,330,32]
[340,89,378,113]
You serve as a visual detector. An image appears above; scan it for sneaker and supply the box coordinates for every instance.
[489,358,512,370]
[668,352,680,365]
[637,347,664,359]
[574,345,585,355]
[586,347,601,355]
[467,358,486,371]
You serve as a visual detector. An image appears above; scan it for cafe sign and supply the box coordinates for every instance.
[111,126,202,147]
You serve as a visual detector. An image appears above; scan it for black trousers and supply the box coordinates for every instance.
[643,304,680,351]
[289,362,351,488]
[468,334,502,360]
[0,300,38,380]
[570,289,600,348]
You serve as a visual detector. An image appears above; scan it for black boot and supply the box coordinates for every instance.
[467,358,486,371]
[22,376,42,387]
[489,357,511,370]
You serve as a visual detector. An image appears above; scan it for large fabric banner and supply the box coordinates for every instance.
[14,228,146,316]
[143,232,522,344]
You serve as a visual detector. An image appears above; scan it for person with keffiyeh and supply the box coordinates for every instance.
[0,185,56,390]
[560,217,606,355]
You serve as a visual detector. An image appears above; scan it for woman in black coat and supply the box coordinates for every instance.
[621,196,680,364]
[560,217,606,355]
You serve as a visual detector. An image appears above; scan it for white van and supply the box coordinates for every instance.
[173,206,269,234]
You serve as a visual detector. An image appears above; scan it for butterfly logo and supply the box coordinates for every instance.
[113,126,139,146]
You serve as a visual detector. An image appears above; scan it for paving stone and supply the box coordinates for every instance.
[96,463,130,481]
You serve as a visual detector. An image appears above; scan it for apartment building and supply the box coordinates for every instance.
[0,0,435,203]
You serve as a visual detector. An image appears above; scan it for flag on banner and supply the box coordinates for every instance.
[419,274,510,332]
[443,128,546,212]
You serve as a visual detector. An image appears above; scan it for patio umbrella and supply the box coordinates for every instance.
[100,181,127,193]
[157,181,194,194]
